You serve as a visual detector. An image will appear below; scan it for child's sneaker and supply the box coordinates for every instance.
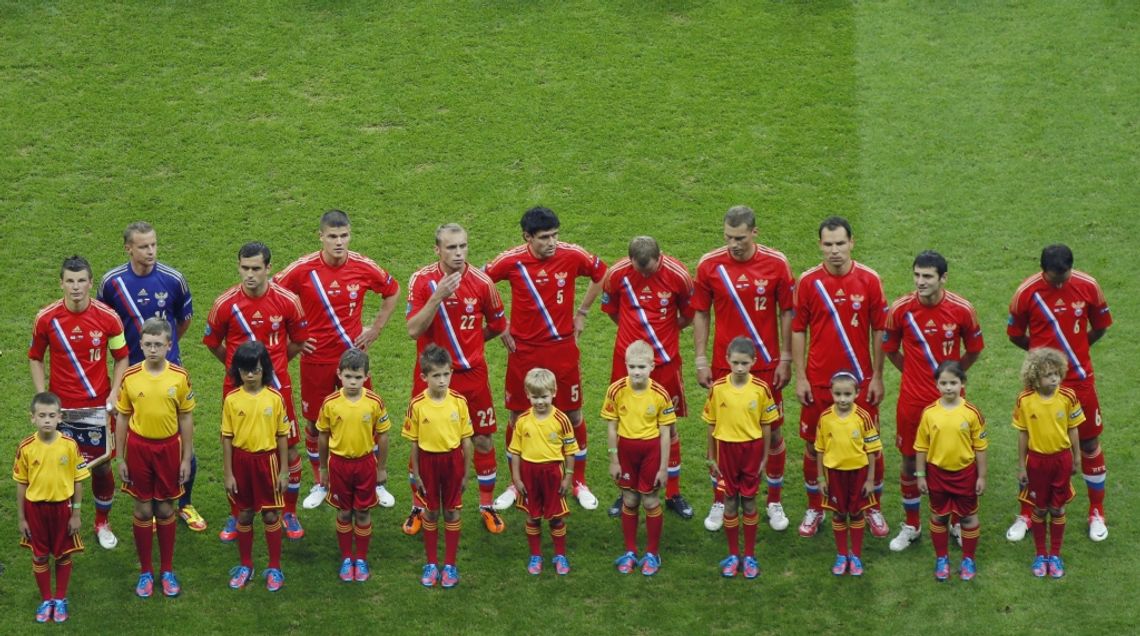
[615,551,638,574]
[264,567,285,592]
[719,554,739,578]
[553,554,570,575]
[52,598,68,623]
[228,565,254,590]
[441,564,459,589]
[527,555,543,575]
[35,600,54,623]
[354,559,370,582]
[219,516,238,543]
[1031,555,1048,578]
[282,512,304,540]
[1048,555,1065,579]
[934,556,950,582]
[136,571,155,598]
[742,556,760,579]
[339,557,354,582]
[847,554,864,577]
[421,563,439,587]
[831,553,848,576]
[960,557,977,581]
[640,552,661,576]
[160,571,181,597]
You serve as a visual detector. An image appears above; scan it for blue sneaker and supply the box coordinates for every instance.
[960,557,977,581]
[742,556,760,579]
[527,555,543,575]
[831,554,848,576]
[52,598,69,623]
[640,552,661,576]
[719,555,740,578]
[848,554,864,577]
[441,564,459,589]
[934,556,951,582]
[35,600,54,623]
[421,563,439,587]
[135,571,155,598]
[282,513,304,540]
[615,551,637,574]
[228,565,254,590]
[218,516,238,543]
[1048,555,1065,579]
[264,568,285,592]
[354,559,370,582]
[553,554,570,576]
[161,571,181,597]
[339,558,354,582]
[1031,555,1048,578]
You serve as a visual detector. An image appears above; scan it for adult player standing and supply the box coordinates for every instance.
[486,206,607,512]
[1006,244,1111,543]
[791,217,889,539]
[274,210,400,510]
[882,250,984,551]
[98,221,207,532]
[692,205,795,532]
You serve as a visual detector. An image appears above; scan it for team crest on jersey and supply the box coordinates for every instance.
[59,455,69,466]
[547,431,558,443]
[960,421,969,431]
[168,387,177,398]
[748,400,757,410]
[556,272,568,287]
[263,407,274,417]
[362,414,371,423]
[851,429,859,439]
[645,405,657,416]
[348,283,361,300]
[155,291,168,307]
[89,330,103,346]
[754,279,768,294]
[464,297,477,313]
[657,291,671,306]
[450,411,459,422]
[1071,300,1085,317]
[943,323,957,339]
[850,294,864,310]
[270,315,283,331]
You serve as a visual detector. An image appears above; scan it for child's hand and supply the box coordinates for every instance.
[67,512,81,536]
[411,474,426,498]
[608,458,621,482]
[818,479,828,498]
[224,475,238,496]
[319,472,330,490]
[179,458,191,485]
[19,519,32,540]
[376,468,388,485]
[862,479,874,497]
[1017,470,1028,489]
[917,477,928,495]
[654,468,668,490]
[514,479,527,499]
[459,475,468,493]
[276,473,289,494]
[975,476,986,495]
[118,460,131,484]
[706,457,721,480]
[559,474,573,496]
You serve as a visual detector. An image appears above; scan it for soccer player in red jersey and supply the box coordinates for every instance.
[29,255,130,551]
[485,207,607,513]
[600,236,695,520]
[274,210,400,510]
[692,205,795,533]
[883,251,984,551]
[403,223,508,535]
[792,217,889,539]
[204,242,310,541]
[1006,244,1111,543]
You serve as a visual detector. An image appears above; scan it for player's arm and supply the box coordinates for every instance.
[108,355,128,411]
[573,279,605,338]
[862,451,878,496]
[758,423,771,478]
[605,418,620,482]
[1008,334,1030,350]
[792,330,811,404]
[560,446,574,496]
[815,448,827,497]
[177,411,194,484]
[287,338,305,361]
[1088,327,1107,347]
[915,450,928,494]
[16,482,31,539]
[511,448,526,497]
[115,411,131,482]
[692,310,712,388]
[867,329,886,405]
[374,430,390,486]
[705,424,718,478]
[886,350,904,372]
[773,308,794,390]
[318,429,330,489]
[409,441,425,496]
[208,344,227,364]
[29,359,46,393]
[176,317,193,341]
[655,423,670,489]
[68,477,83,535]
[974,450,987,495]
[1016,430,1028,486]
[356,291,400,350]
[1068,427,1080,475]
[222,436,237,495]
[460,436,473,492]
[406,273,459,339]
[959,350,980,371]
[276,433,289,493]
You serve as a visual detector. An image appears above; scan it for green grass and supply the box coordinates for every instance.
[1,1,1137,633]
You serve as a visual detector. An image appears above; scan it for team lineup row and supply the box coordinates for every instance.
[16,205,1110,620]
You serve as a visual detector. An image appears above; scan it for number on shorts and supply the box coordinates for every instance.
[570,384,580,403]
[476,408,496,429]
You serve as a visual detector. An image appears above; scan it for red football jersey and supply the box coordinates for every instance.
[274,251,399,363]
[407,263,506,371]
[692,245,795,370]
[793,262,887,387]
[1008,270,1111,382]
[485,242,607,343]
[883,291,984,406]
[202,283,308,389]
[601,254,694,365]
[29,300,129,409]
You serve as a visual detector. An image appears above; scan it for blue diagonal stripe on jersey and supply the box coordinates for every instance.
[620,276,671,364]
[230,303,281,389]
[904,311,940,373]
[308,270,354,349]
[715,265,772,363]
[1031,292,1087,380]
[813,279,863,383]
[50,318,98,398]
[112,277,146,332]
[516,262,561,341]
[429,279,472,370]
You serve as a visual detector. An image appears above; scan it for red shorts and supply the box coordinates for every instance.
[712,365,784,429]
[224,378,300,446]
[20,500,84,559]
[61,408,116,466]
[926,463,979,517]
[122,431,184,502]
[1064,378,1103,441]
[822,466,876,515]
[1019,450,1076,511]
[517,460,570,520]
[229,447,284,512]
[714,438,764,498]
[300,359,376,424]
[799,383,879,444]
[419,448,465,512]
[327,453,378,510]
[894,398,928,456]
[612,355,688,418]
[617,436,663,494]
[414,363,497,435]
[506,338,581,413]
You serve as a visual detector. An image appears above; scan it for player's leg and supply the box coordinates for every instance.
[300,360,334,505]
[53,554,74,621]
[301,421,326,509]
[494,348,530,509]
[90,461,118,549]
[798,387,827,537]
[473,433,505,533]
[723,494,740,558]
[235,508,256,570]
[493,409,523,510]
[335,503,354,581]
[764,428,788,531]
[830,511,849,576]
[127,446,157,597]
[855,388,888,538]
[1072,381,1107,539]
[1048,503,1067,578]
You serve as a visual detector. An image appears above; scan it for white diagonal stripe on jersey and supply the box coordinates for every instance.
[50,318,98,399]
[112,277,146,331]
[230,303,281,389]
[813,279,863,383]
[620,276,671,364]
[429,279,473,370]
[904,311,940,373]
[1031,292,1087,380]
[516,262,562,341]
[308,270,354,349]
[715,265,772,363]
